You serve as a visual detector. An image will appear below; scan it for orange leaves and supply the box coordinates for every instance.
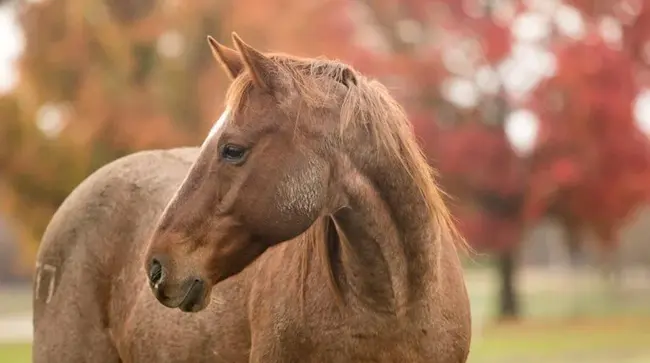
[1,0,364,259]
[4,0,650,259]
[228,0,353,58]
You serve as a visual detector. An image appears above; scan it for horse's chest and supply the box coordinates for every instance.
[259,312,464,363]
[286,327,457,363]
[117,286,251,363]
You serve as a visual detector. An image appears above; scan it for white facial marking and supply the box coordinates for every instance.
[202,107,231,147]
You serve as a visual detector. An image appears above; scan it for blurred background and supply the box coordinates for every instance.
[1,0,650,361]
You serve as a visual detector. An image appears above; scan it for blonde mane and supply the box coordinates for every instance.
[223,54,469,307]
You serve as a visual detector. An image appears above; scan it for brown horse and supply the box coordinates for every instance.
[32,33,471,362]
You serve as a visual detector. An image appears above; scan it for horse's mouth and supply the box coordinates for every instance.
[178,279,207,313]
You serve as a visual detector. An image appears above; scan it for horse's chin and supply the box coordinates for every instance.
[177,279,211,313]
[178,298,209,313]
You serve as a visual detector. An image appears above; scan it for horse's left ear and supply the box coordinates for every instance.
[231,32,282,93]
[207,36,243,79]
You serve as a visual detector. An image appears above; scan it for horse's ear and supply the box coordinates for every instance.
[207,36,243,79]
[231,32,280,93]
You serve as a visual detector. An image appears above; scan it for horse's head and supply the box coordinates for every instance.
[143,33,359,312]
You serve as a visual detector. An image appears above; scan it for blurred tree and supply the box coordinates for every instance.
[349,0,650,319]
[0,0,353,274]
[3,0,650,322]
[524,1,650,270]
[526,31,650,276]
[348,0,526,318]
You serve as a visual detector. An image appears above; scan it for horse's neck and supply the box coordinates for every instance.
[332,155,438,315]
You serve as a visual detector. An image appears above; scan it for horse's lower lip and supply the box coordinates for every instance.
[151,285,179,308]
[178,279,205,312]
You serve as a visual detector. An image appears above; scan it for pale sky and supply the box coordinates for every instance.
[0,3,22,94]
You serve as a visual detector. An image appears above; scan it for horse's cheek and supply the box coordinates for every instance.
[271,160,328,236]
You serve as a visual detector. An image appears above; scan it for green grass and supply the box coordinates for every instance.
[0,343,30,362]
[3,268,649,362]
[469,318,650,362]
[4,320,648,363]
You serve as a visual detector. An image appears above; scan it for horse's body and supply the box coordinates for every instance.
[33,148,245,362]
[33,33,471,362]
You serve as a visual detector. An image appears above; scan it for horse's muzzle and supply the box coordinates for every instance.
[178,279,206,312]
[147,255,207,312]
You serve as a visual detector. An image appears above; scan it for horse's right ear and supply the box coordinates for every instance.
[207,35,243,79]
[231,32,284,94]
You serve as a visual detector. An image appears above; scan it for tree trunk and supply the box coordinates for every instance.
[497,249,520,319]
[564,223,584,268]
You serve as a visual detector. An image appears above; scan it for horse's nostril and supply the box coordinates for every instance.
[149,258,164,286]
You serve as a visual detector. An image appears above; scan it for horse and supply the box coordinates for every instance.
[32,32,472,362]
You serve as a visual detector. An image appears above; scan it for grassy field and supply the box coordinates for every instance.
[468,318,650,362]
[3,266,649,362]
[0,343,30,362]
[3,318,650,362]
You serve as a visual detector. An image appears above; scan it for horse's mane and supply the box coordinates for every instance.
[223,53,469,308]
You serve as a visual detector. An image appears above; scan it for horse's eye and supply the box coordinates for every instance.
[220,144,248,164]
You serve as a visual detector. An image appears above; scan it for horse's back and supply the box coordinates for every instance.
[32,147,199,363]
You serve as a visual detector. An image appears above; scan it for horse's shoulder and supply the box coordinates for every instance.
[37,148,200,260]
[70,147,199,202]
[93,147,200,182]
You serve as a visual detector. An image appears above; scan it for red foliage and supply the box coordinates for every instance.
[343,0,521,251]
[432,122,524,195]
[349,1,650,252]
[432,123,526,252]
[566,0,650,82]
[528,33,650,245]
[455,205,523,253]
[10,0,650,266]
